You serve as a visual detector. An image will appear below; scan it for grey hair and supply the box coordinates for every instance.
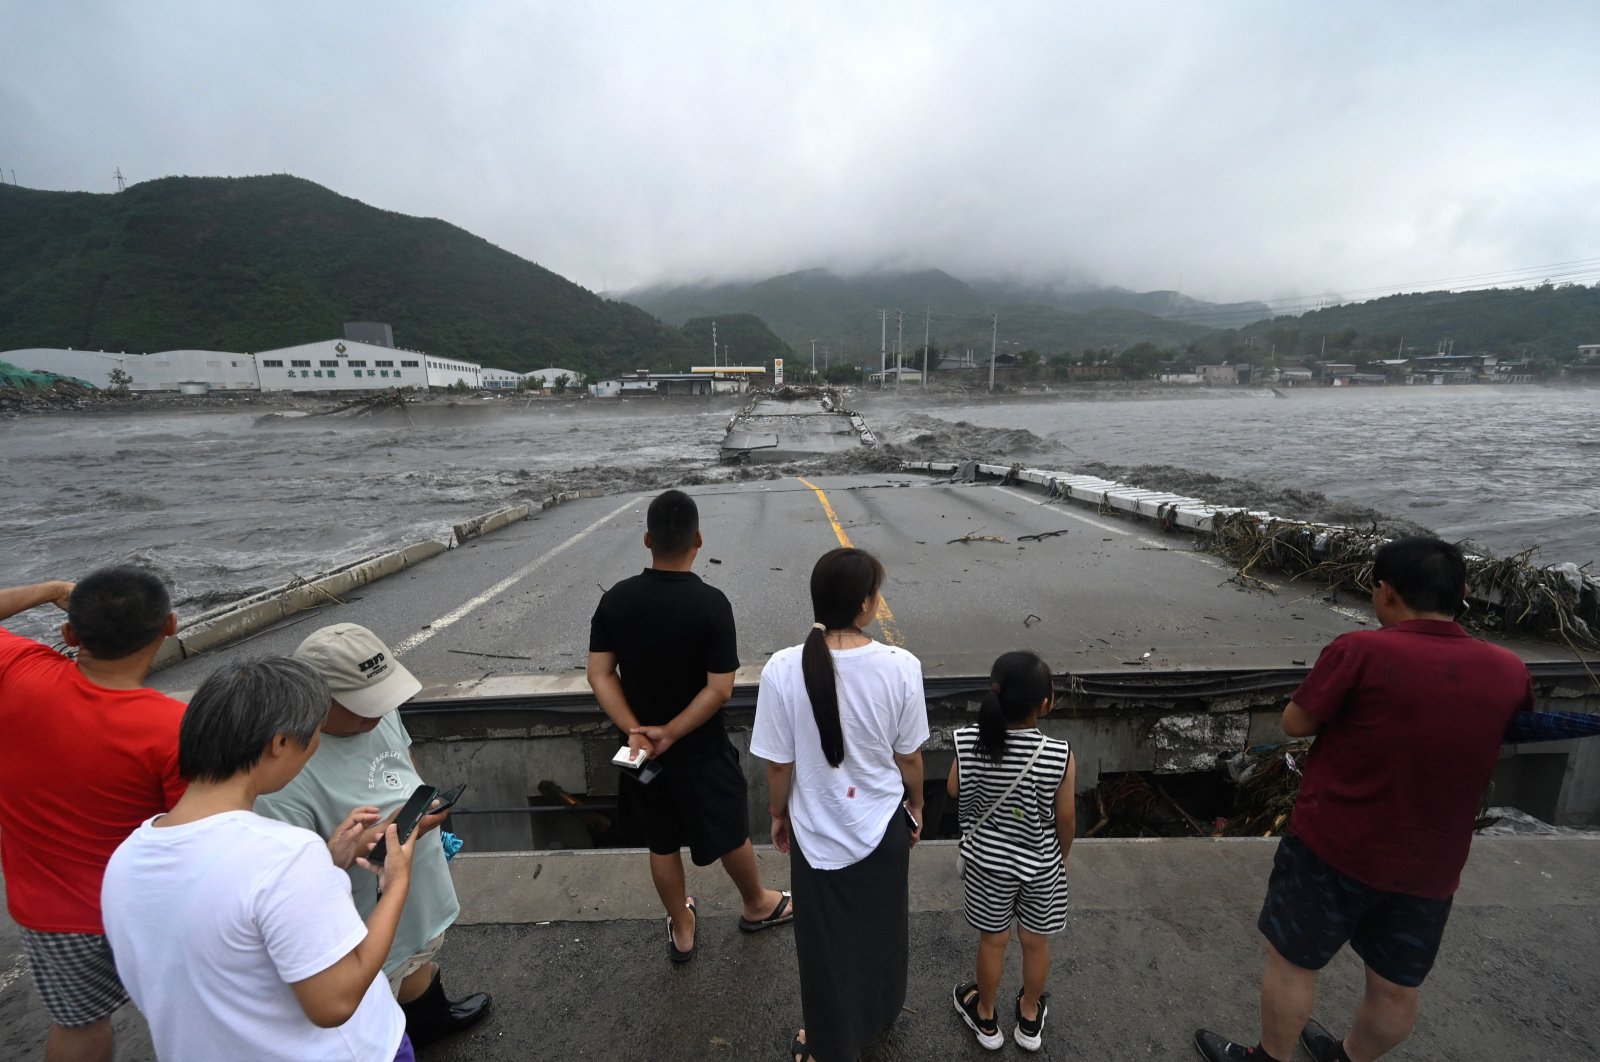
[179,657,330,784]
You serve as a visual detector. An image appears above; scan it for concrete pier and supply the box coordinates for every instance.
[4,838,1597,1060]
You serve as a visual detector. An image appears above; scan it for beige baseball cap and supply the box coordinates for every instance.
[293,623,421,718]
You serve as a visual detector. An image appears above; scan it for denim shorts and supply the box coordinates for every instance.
[1257,833,1453,988]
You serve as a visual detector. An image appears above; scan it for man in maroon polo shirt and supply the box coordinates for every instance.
[1195,537,1533,1062]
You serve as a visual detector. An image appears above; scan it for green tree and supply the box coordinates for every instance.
[106,367,132,394]
[1115,342,1166,380]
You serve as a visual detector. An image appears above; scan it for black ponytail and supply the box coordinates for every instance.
[975,650,1053,764]
[801,547,886,768]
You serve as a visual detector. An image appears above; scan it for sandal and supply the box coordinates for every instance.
[667,898,697,964]
[739,890,794,932]
[789,1029,813,1062]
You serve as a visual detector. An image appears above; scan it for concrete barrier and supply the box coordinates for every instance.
[149,490,617,673]
[453,504,530,544]
[151,541,447,672]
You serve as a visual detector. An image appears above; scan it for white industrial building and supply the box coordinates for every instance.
[1,348,130,389]
[521,367,584,389]
[9,336,483,393]
[0,348,260,391]
[137,350,259,391]
[479,367,521,390]
[255,339,430,392]
[424,355,480,389]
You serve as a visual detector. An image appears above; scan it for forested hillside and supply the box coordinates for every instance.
[0,176,699,377]
[1220,285,1600,363]
[624,268,1221,364]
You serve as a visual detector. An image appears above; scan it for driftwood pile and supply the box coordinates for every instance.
[1204,511,1599,648]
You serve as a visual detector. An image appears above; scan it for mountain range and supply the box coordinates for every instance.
[2,174,1591,378]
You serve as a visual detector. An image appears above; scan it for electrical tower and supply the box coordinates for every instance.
[114,167,126,192]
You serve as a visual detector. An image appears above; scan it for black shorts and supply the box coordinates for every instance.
[618,740,750,866]
[1258,833,1453,989]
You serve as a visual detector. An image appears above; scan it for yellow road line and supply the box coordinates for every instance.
[796,477,903,647]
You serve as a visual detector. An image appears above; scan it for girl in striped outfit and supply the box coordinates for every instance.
[947,650,1076,1052]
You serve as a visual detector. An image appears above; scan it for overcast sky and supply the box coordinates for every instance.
[4,1,1598,306]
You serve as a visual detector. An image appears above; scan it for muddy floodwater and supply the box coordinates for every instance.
[2,385,1595,645]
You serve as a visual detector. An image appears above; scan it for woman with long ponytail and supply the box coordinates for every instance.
[751,547,930,1062]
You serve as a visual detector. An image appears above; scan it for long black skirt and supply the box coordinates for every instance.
[790,818,910,1062]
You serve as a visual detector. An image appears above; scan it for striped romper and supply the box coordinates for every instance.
[954,725,1072,935]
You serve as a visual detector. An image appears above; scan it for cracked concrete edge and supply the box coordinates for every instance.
[149,489,610,676]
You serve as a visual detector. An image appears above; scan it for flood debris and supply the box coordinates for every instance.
[948,527,1009,545]
[1205,513,1600,648]
[1085,742,1310,839]
[1215,743,1310,837]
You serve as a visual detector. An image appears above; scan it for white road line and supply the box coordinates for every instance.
[993,485,1131,537]
[992,485,1233,572]
[394,496,640,655]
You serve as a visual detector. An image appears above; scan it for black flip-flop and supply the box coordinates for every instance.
[788,1030,814,1062]
[667,899,697,964]
[739,890,794,933]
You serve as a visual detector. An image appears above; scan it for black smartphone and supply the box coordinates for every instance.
[431,783,466,814]
[901,803,919,833]
[635,759,663,786]
[367,784,438,866]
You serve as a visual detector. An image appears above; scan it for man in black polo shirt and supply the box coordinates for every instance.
[587,489,793,963]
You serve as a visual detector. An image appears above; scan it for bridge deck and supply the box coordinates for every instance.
[155,472,1575,694]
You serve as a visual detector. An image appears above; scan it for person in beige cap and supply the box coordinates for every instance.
[254,623,491,1048]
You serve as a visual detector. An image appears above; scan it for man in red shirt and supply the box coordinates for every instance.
[1195,537,1533,1062]
[0,569,185,1062]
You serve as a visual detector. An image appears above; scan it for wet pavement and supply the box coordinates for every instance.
[4,838,1598,1060]
[151,474,1587,698]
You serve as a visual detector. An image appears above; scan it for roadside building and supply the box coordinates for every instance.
[521,367,585,391]
[1197,364,1235,384]
[1408,353,1487,384]
[479,368,522,390]
[689,366,762,393]
[593,370,716,396]
[867,366,924,385]
[256,339,426,391]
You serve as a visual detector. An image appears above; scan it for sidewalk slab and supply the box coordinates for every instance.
[3,838,1597,1061]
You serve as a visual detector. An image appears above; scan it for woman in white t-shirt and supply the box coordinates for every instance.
[751,547,930,1062]
[102,657,417,1062]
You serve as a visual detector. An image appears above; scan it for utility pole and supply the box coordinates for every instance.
[879,310,888,389]
[895,310,904,391]
[712,321,717,367]
[989,312,998,393]
[114,167,126,192]
[922,306,930,389]
[810,339,817,379]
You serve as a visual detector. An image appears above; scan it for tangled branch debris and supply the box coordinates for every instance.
[1203,512,1599,648]
[948,526,1009,545]
[1216,743,1312,837]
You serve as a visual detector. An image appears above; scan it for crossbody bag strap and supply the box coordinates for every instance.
[962,735,1049,841]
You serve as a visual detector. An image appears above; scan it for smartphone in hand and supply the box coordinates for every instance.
[431,783,466,814]
[367,785,437,866]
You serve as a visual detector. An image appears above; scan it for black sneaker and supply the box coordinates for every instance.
[1193,1029,1273,1061]
[1300,1018,1348,1062]
[953,982,1003,1051]
[1013,989,1050,1052]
